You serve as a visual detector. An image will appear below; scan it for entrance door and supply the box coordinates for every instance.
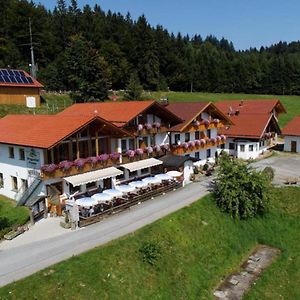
[291,141,297,153]
[103,178,112,189]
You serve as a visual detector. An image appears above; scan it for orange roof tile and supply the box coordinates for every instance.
[215,99,286,115]
[282,116,300,136]
[0,114,129,149]
[167,102,233,132]
[219,114,279,139]
[58,100,182,127]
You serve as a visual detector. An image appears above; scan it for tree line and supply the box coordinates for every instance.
[1,0,300,101]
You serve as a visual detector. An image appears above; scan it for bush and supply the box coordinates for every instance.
[139,241,162,266]
[0,216,9,230]
[262,166,275,182]
[214,153,271,219]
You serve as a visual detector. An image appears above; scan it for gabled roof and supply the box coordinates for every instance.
[219,114,280,139]
[215,99,286,116]
[166,101,233,132]
[282,116,300,136]
[0,114,130,149]
[0,69,43,88]
[58,100,182,127]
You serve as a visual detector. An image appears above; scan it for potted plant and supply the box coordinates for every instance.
[41,163,58,175]
[58,160,74,172]
[74,158,86,169]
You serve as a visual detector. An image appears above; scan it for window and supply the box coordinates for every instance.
[86,182,96,190]
[206,149,211,158]
[116,168,125,181]
[207,129,211,138]
[21,179,28,191]
[195,131,200,140]
[229,143,235,150]
[185,133,190,142]
[174,134,180,144]
[142,136,148,147]
[128,138,135,150]
[0,173,3,188]
[121,139,127,152]
[249,145,254,152]
[11,176,18,191]
[9,146,14,159]
[220,143,225,149]
[240,145,245,152]
[19,148,25,160]
[141,167,150,175]
[150,135,155,146]
[195,152,200,159]
[129,170,138,178]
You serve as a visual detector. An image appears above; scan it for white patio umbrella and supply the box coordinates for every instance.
[75,197,98,207]
[115,184,136,193]
[91,193,113,203]
[155,173,172,181]
[166,171,182,177]
[142,176,162,185]
[103,188,123,198]
[129,180,148,188]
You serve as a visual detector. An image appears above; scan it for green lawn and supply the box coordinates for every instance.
[0,187,299,299]
[0,196,30,239]
[151,91,300,127]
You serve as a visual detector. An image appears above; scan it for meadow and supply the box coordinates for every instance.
[0,187,299,299]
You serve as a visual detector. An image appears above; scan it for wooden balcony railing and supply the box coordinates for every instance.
[125,125,169,135]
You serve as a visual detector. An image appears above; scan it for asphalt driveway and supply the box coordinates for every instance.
[252,152,300,185]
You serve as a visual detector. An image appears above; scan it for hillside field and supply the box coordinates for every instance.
[0,187,299,299]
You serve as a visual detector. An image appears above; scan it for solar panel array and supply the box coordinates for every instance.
[0,69,34,85]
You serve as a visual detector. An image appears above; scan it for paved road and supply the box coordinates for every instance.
[0,179,212,287]
[251,153,300,185]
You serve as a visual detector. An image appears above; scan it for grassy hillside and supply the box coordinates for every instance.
[1,187,299,299]
[0,196,30,239]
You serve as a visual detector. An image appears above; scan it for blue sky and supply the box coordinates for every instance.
[37,0,299,50]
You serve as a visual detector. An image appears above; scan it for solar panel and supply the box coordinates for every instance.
[0,75,5,82]
[8,76,17,83]
[8,70,14,76]
[3,75,11,83]
[15,76,23,83]
[12,70,21,77]
[2,70,9,76]
[27,77,34,84]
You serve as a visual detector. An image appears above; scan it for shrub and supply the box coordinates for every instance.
[262,166,275,182]
[0,216,9,230]
[139,241,162,266]
[214,153,270,219]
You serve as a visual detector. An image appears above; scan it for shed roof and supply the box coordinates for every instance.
[282,116,300,136]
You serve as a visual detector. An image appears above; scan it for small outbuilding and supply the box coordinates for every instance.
[282,116,300,153]
[0,68,43,106]
[159,154,198,185]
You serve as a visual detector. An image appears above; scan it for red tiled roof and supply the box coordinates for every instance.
[282,116,300,136]
[58,100,182,127]
[215,99,286,115]
[167,102,233,132]
[0,69,43,88]
[0,114,129,149]
[219,114,277,139]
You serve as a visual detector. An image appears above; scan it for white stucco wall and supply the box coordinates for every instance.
[183,160,194,185]
[0,144,44,200]
[284,136,300,152]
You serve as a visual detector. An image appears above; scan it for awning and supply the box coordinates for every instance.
[121,158,163,172]
[64,167,123,187]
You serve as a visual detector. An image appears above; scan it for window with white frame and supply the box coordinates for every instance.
[121,139,127,152]
[185,132,190,142]
[19,148,25,160]
[206,149,211,158]
[174,134,180,144]
[195,131,200,140]
[11,176,18,191]
[9,146,14,159]
[240,145,245,152]
[249,145,254,152]
[195,152,200,159]
[229,143,235,150]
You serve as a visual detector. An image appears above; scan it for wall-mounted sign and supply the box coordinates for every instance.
[26,148,40,168]
[26,96,36,108]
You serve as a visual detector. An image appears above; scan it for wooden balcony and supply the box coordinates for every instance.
[171,139,225,155]
[125,125,169,135]
[186,122,224,133]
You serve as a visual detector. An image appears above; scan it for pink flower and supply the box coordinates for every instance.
[220,135,226,140]
[153,145,161,152]
[216,136,222,142]
[74,158,86,168]
[144,123,152,130]
[58,160,73,171]
[194,120,200,126]
[98,154,109,162]
[213,118,220,124]
[183,142,189,149]
[188,141,195,148]
[126,150,135,158]
[138,124,144,131]
[153,122,161,128]
[210,137,217,144]
[41,164,57,174]
[195,140,201,146]
[200,139,206,145]
[110,152,121,161]
[135,148,144,155]
[86,156,98,165]
[146,146,153,154]
[203,119,210,128]
[161,143,170,151]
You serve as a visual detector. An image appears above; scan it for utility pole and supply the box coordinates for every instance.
[29,18,37,79]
